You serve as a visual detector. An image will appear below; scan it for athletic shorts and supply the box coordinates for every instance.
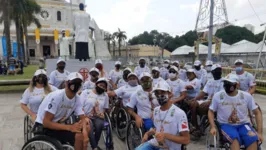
[9,65,15,71]
[143,118,154,132]
[220,123,258,147]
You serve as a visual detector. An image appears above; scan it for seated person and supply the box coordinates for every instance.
[127,72,159,131]
[82,67,99,91]
[136,81,190,150]
[35,72,90,150]
[117,68,132,88]
[185,69,201,100]
[209,74,263,150]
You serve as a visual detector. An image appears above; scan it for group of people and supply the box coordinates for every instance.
[0,55,24,75]
[20,57,263,150]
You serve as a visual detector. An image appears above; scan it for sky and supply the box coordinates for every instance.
[70,0,266,39]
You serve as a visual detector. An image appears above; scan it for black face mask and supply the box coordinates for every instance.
[157,94,169,106]
[212,69,222,80]
[68,81,82,93]
[96,86,105,95]
[194,65,201,71]
[139,62,145,68]
[123,71,130,80]
[115,65,121,69]
[36,75,48,85]
[223,81,237,94]
[58,66,65,70]
[152,71,160,78]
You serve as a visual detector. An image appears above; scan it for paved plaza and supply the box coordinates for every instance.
[0,92,265,150]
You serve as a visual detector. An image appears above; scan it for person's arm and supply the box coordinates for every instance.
[208,110,216,129]
[20,104,35,117]
[172,91,186,103]
[248,74,256,95]
[107,91,116,97]
[248,86,256,95]
[193,91,206,101]
[164,131,190,145]
[253,108,263,134]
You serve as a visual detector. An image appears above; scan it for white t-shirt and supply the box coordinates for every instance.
[115,85,142,107]
[80,90,109,117]
[82,80,95,91]
[148,105,189,150]
[185,78,201,98]
[117,78,127,88]
[209,90,258,124]
[20,86,58,114]
[152,77,166,87]
[36,89,84,124]
[127,88,159,119]
[203,78,224,100]
[194,69,207,86]
[178,69,187,82]
[134,66,151,78]
[166,79,186,98]
[237,71,256,92]
[109,69,122,83]
[49,70,70,88]
[206,72,214,82]
[160,67,169,80]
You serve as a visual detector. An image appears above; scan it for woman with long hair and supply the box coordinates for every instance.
[20,69,57,121]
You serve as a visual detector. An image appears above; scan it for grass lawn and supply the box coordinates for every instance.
[0,65,38,80]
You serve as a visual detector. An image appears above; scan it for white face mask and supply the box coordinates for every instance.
[169,73,177,79]
[163,64,169,68]
[206,66,212,72]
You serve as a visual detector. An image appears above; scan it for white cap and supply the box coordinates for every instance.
[139,72,152,80]
[34,69,46,76]
[170,66,179,72]
[89,67,99,74]
[96,78,108,85]
[206,60,213,66]
[211,64,222,71]
[187,69,196,74]
[163,60,170,63]
[139,57,146,61]
[152,67,160,72]
[67,72,83,81]
[173,61,180,64]
[57,59,65,64]
[127,73,138,78]
[223,74,239,83]
[95,59,103,64]
[194,60,201,66]
[115,61,121,65]
[153,81,171,92]
[234,59,243,64]
[123,67,132,72]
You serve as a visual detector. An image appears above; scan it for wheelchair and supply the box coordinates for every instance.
[116,106,130,140]
[126,120,144,150]
[101,112,114,150]
[109,96,122,129]
[24,115,34,143]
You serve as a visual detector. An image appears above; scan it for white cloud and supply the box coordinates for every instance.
[180,2,199,13]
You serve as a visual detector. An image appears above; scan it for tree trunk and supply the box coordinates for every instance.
[3,0,12,63]
[118,40,121,56]
[20,25,26,63]
[107,42,111,53]
[23,25,30,65]
[112,42,115,57]
[15,17,21,60]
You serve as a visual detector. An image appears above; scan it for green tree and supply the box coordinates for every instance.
[255,31,264,43]
[113,28,127,56]
[104,33,112,53]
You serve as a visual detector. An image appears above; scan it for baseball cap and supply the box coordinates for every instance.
[152,67,160,72]
[34,69,46,76]
[123,67,132,72]
[194,60,201,66]
[187,69,196,75]
[153,81,171,92]
[206,60,213,66]
[223,74,239,83]
[96,78,108,85]
[139,72,152,80]
[164,60,170,63]
[234,59,243,65]
[115,61,121,65]
[211,64,222,71]
[67,72,83,81]
[57,59,65,64]
[139,57,146,61]
[89,67,99,74]
[170,66,179,72]
[95,59,103,64]
[127,73,138,78]
[173,61,180,65]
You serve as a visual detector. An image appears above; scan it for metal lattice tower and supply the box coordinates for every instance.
[195,0,229,32]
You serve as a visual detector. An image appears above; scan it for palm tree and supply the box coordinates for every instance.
[104,33,112,54]
[111,34,116,57]
[113,28,127,56]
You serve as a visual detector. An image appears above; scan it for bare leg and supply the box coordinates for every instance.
[190,101,199,129]
[230,139,240,150]
[74,133,84,150]
[246,142,257,150]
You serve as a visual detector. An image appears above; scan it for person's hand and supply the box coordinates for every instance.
[135,115,144,128]
[31,114,37,122]
[200,101,211,110]
[210,127,216,136]
[141,133,149,143]
[155,132,165,143]
[97,113,104,119]
[258,133,264,144]
[69,121,82,133]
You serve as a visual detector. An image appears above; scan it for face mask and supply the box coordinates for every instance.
[139,63,145,68]
[115,65,121,70]
[206,66,212,72]
[90,75,98,81]
[212,70,222,80]
[123,72,130,80]
[152,72,160,79]
[36,75,47,85]
[68,82,81,93]
[141,81,152,90]
[194,66,201,71]
[163,64,169,68]
[235,67,243,73]
[169,73,177,79]
[58,66,65,70]
[128,80,138,86]
[95,86,105,95]
[223,82,237,94]
[157,94,169,106]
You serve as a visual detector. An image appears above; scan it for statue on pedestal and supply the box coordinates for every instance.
[59,30,73,61]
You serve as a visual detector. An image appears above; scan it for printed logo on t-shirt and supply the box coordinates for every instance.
[48,103,52,109]
[182,121,188,129]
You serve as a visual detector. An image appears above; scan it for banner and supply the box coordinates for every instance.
[35,28,40,44]
[20,46,24,58]
[2,37,7,57]
[54,29,59,44]
[12,42,17,58]
[65,30,70,37]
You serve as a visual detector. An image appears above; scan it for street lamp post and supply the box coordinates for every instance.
[255,23,266,78]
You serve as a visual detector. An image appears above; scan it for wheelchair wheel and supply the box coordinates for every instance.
[24,115,33,143]
[22,135,63,150]
[205,123,221,150]
[102,112,114,149]
[116,108,130,140]
[126,121,143,150]
[199,115,209,136]
[62,144,75,150]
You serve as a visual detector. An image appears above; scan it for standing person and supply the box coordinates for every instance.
[17,59,24,74]
[8,55,16,74]
[95,59,108,79]
[166,66,187,105]
[20,69,57,122]
[59,30,73,61]
[173,61,187,81]
[208,74,263,150]
[109,61,123,85]
[151,67,165,86]
[134,58,151,78]
[193,60,207,87]
[80,78,109,150]
[205,60,214,81]
[0,59,2,74]
[35,72,90,150]
[73,3,91,61]
[39,58,45,69]
[185,69,201,99]
[160,60,170,80]
[136,81,190,150]
[83,67,99,90]
[234,59,256,94]
[117,68,132,88]
[49,59,70,89]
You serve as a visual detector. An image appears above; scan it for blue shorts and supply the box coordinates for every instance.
[9,65,15,71]
[143,118,154,132]
[220,123,258,147]
[135,142,160,150]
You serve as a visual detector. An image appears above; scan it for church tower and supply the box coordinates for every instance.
[71,0,85,5]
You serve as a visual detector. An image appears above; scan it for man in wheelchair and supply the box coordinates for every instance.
[136,81,190,150]
[35,72,90,150]
[208,73,263,150]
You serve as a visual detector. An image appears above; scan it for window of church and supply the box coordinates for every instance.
[57,11,61,21]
